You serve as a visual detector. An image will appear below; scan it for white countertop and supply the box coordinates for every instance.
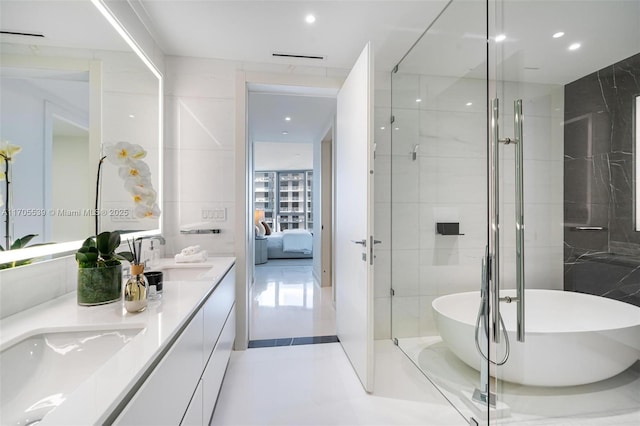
[0,256,235,426]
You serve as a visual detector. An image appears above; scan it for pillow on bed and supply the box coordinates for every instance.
[262,221,272,235]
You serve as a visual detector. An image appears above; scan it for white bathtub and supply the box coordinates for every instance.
[432,289,640,387]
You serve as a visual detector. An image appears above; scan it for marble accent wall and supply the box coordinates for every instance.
[564,52,640,307]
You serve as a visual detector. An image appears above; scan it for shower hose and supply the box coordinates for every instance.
[474,296,510,366]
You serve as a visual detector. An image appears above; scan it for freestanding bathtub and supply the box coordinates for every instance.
[432,289,640,387]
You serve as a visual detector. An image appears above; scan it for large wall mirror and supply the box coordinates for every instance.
[0,0,162,265]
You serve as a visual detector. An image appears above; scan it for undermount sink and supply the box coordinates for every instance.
[0,327,143,426]
[157,266,212,281]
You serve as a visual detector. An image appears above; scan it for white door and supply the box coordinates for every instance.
[335,42,375,392]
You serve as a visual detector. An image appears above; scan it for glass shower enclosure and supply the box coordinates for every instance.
[390,0,640,424]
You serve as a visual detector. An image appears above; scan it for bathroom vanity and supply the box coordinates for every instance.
[0,257,235,426]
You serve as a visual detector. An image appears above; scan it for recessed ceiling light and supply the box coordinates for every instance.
[394,127,400,131]
[466,102,473,106]
[552,31,565,38]
[495,34,506,42]
[569,42,581,51]
[285,116,291,121]
[128,114,135,118]
[416,98,422,103]
[305,14,316,24]
[282,131,289,135]
[380,126,386,130]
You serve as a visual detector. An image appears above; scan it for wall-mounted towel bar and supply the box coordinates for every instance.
[180,229,221,234]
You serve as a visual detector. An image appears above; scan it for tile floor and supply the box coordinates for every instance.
[211,260,466,425]
[211,341,467,426]
[250,260,336,340]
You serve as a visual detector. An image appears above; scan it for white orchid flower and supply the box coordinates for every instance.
[105,141,147,165]
[118,160,151,180]
[124,175,153,193]
[129,185,157,205]
[98,141,160,221]
[0,140,22,161]
[134,202,161,219]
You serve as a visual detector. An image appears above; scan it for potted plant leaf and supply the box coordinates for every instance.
[76,231,133,305]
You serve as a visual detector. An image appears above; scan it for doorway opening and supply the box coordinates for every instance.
[247,86,336,343]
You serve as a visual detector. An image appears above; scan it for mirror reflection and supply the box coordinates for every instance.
[0,0,161,256]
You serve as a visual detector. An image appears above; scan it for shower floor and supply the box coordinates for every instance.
[397,336,640,425]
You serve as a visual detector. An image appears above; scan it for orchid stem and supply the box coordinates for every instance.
[95,156,107,236]
[2,154,10,249]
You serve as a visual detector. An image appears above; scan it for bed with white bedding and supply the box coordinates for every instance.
[266,229,313,259]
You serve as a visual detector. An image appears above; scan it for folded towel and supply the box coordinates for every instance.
[181,245,201,256]
[174,250,208,263]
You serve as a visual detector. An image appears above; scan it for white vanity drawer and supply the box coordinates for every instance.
[203,266,235,365]
[203,305,235,423]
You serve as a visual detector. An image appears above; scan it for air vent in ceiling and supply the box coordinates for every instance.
[272,52,325,61]
[0,30,44,38]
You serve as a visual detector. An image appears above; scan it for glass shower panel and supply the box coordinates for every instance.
[489,0,640,424]
[390,0,489,422]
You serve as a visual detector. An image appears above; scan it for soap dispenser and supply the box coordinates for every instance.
[148,240,158,267]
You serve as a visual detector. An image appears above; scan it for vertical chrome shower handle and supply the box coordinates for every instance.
[514,100,525,342]
[489,99,501,343]
[490,99,526,344]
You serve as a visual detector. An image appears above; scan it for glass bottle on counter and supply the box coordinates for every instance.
[124,263,148,313]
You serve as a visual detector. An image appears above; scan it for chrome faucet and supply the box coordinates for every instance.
[138,235,165,249]
[137,235,166,267]
[148,235,166,249]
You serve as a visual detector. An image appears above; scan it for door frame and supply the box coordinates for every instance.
[234,71,342,349]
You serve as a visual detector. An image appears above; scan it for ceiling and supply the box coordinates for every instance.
[137,0,449,71]
[249,92,335,144]
[249,91,335,169]
[0,0,128,51]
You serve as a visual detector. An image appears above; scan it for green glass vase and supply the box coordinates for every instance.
[77,264,123,306]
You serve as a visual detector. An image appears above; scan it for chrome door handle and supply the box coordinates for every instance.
[490,99,501,343]
[490,98,526,344]
[351,239,366,246]
[514,99,525,343]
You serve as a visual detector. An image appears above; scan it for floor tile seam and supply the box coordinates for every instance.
[248,335,340,348]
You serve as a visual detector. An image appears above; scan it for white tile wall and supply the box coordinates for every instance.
[390,73,564,339]
[163,57,244,257]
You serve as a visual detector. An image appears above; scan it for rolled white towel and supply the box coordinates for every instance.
[181,245,201,256]
[174,250,208,263]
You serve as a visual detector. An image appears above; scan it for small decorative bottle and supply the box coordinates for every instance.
[124,263,148,313]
